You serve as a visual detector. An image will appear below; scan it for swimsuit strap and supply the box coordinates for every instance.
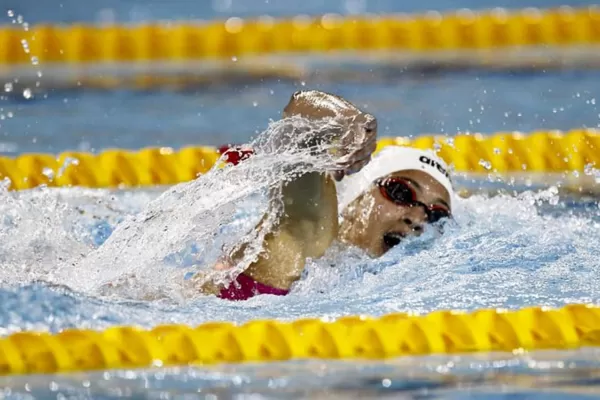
[218,272,290,301]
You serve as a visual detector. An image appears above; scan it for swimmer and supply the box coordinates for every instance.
[195,90,453,300]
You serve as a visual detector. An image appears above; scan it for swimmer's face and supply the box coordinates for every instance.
[340,169,452,257]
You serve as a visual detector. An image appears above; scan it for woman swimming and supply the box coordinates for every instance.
[196,90,453,300]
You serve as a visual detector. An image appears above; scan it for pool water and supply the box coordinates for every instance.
[2,0,600,398]
[0,140,600,398]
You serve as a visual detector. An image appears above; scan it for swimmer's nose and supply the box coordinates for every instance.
[401,206,428,233]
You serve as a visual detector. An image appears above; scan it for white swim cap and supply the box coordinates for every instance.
[337,146,454,209]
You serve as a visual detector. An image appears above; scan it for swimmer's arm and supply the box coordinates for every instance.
[197,171,338,294]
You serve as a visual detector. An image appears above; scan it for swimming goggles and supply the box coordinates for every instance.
[376,177,451,224]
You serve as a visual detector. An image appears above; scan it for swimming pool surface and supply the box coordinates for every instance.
[1,0,600,398]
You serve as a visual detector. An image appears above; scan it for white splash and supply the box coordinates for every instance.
[47,116,341,300]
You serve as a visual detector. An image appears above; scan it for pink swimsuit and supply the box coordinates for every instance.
[218,273,290,301]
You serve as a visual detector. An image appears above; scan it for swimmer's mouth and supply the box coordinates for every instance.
[383,232,406,250]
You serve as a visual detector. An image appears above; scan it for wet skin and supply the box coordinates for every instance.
[338,169,452,258]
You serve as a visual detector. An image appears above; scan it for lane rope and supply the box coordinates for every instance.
[0,128,598,190]
[0,304,599,375]
[0,7,599,65]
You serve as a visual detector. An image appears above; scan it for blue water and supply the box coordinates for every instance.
[3,0,598,24]
[1,0,600,398]
[2,72,600,156]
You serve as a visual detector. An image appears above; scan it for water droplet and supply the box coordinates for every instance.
[42,167,55,179]
[4,83,13,92]
[7,10,14,17]
[231,56,237,62]
[36,71,42,78]
[252,101,258,107]
[22,88,32,99]
[584,163,598,177]
[30,56,38,65]
[0,115,4,120]
[7,112,13,118]
[573,170,580,178]
[22,22,29,31]
[300,81,306,86]
[20,39,29,53]
[57,157,79,177]
[16,15,23,24]
[269,89,274,95]
[592,98,597,105]
[224,16,243,33]
[493,147,501,154]
[478,159,491,170]
[445,137,455,147]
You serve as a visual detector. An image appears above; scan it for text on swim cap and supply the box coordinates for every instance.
[419,155,450,179]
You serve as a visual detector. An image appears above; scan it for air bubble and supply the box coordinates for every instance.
[16,15,23,24]
[4,83,13,92]
[22,88,32,99]
[30,56,39,65]
[7,10,14,17]
[493,148,501,154]
[252,101,258,107]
